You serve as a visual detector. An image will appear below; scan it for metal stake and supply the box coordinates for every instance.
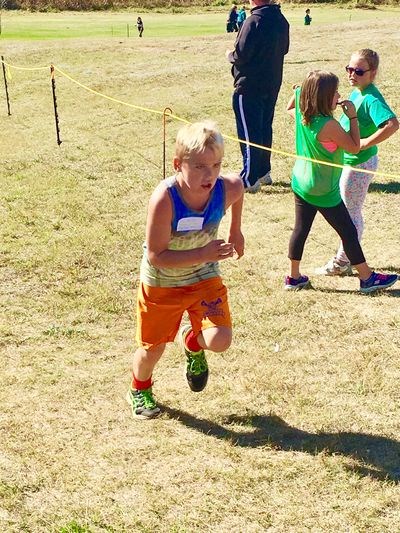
[50,65,62,146]
[162,107,173,180]
[1,56,11,116]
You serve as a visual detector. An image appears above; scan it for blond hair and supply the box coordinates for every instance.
[353,48,379,71]
[175,121,224,161]
[300,70,339,126]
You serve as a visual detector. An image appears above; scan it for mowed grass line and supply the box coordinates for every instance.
[1,9,400,533]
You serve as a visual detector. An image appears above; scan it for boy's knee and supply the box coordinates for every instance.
[202,327,232,352]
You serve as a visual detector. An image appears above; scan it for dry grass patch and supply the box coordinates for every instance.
[1,9,400,532]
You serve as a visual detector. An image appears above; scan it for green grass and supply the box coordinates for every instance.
[1,7,400,533]
[1,6,399,40]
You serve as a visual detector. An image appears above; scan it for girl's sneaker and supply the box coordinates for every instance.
[359,272,398,294]
[315,257,352,276]
[284,275,310,291]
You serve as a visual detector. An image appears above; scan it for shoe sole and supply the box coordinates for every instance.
[359,277,398,294]
[284,281,310,291]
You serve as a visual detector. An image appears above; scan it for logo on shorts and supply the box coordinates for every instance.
[201,298,224,318]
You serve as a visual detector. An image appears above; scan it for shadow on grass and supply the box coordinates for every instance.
[316,287,400,297]
[286,59,335,65]
[369,181,400,194]
[160,406,400,482]
[252,181,292,195]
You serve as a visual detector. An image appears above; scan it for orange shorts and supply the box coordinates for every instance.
[136,277,231,349]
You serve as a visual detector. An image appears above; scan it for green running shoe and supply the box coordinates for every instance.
[126,387,160,419]
[180,325,209,392]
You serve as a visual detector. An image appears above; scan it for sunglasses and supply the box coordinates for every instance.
[345,66,370,76]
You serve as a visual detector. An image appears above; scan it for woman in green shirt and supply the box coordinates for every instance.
[285,70,398,293]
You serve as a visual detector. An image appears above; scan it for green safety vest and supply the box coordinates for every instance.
[291,87,343,208]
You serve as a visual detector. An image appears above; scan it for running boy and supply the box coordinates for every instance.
[127,121,244,419]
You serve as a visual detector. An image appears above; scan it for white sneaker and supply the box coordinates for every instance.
[245,179,261,194]
[259,172,272,185]
[315,258,353,276]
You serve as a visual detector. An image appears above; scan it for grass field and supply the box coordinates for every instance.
[1,6,400,532]
[1,6,400,39]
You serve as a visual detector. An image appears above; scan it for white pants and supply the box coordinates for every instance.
[336,155,378,263]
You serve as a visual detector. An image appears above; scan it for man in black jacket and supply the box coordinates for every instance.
[226,0,289,193]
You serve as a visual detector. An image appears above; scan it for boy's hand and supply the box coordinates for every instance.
[228,230,245,259]
[202,239,234,262]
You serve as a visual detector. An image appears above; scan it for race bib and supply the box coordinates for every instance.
[176,217,204,231]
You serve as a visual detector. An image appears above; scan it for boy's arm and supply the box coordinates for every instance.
[224,174,245,259]
[146,184,234,268]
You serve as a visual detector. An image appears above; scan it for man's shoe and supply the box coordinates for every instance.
[180,325,209,392]
[259,172,273,185]
[245,179,261,194]
[284,274,310,291]
[315,257,352,276]
[126,387,160,419]
[359,272,398,294]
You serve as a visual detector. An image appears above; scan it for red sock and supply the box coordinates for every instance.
[185,329,202,352]
[132,373,152,391]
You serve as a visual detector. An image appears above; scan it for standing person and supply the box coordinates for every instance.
[304,8,312,25]
[317,49,398,276]
[237,5,247,30]
[285,71,398,293]
[136,16,144,37]
[226,5,238,33]
[127,121,245,419]
[226,0,290,193]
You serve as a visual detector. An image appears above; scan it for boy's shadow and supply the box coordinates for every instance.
[160,406,400,482]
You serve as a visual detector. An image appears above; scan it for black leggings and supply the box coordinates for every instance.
[288,193,366,265]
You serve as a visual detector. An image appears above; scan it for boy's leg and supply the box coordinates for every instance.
[128,283,185,418]
[200,326,232,353]
[180,278,232,392]
[132,344,165,383]
[127,344,165,419]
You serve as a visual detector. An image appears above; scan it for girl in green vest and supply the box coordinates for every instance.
[285,70,398,293]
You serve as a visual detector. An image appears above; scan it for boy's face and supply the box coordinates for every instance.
[174,147,222,195]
